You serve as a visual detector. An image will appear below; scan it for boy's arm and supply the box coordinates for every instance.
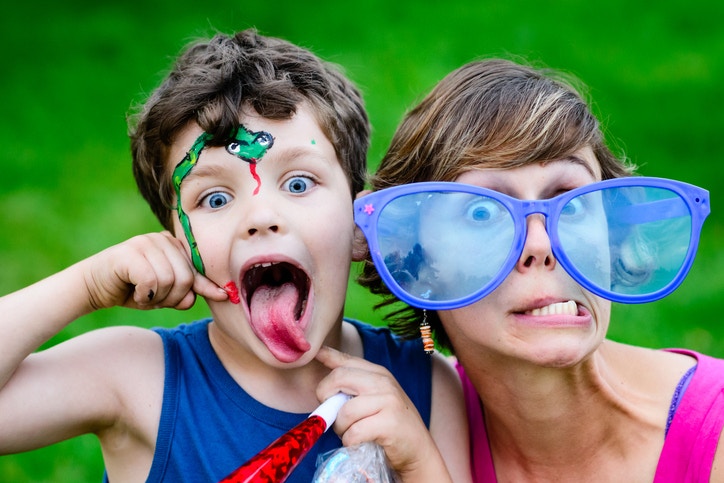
[315,347,471,483]
[0,232,227,454]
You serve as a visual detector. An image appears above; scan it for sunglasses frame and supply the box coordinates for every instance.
[354,177,710,309]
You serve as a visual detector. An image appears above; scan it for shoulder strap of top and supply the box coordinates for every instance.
[654,349,724,482]
[456,362,497,482]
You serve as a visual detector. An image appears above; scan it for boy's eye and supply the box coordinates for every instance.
[202,192,232,209]
[284,176,315,194]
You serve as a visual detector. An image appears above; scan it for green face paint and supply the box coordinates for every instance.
[225,125,274,196]
[172,132,212,274]
[172,125,274,274]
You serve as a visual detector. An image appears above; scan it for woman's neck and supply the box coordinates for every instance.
[459,340,692,481]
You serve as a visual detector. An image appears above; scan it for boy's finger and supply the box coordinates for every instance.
[316,346,389,374]
[193,274,229,302]
[159,230,228,303]
[172,289,198,311]
[315,345,351,369]
[316,347,362,401]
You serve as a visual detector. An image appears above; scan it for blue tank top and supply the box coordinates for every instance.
[103,318,431,482]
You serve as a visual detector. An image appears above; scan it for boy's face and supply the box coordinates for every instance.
[168,104,358,365]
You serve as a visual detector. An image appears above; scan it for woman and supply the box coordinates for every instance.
[354,59,723,481]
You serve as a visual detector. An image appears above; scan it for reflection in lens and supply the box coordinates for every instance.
[561,186,692,297]
[377,191,515,302]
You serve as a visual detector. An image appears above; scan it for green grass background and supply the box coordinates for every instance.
[1,0,722,480]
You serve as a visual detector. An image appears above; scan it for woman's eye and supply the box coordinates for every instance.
[284,176,315,194]
[202,192,232,209]
[561,196,586,218]
[464,197,502,223]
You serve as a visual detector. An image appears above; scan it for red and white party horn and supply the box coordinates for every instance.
[219,393,351,483]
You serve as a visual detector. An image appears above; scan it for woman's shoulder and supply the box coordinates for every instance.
[601,341,698,408]
[603,340,698,375]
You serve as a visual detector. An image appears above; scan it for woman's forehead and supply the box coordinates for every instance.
[455,147,601,191]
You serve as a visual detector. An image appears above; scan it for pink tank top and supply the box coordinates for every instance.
[456,350,724,482]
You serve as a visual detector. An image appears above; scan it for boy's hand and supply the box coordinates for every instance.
[315,346,451,481]
[83,232,227,311]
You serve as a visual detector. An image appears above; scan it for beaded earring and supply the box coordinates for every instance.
[419,310,435,355]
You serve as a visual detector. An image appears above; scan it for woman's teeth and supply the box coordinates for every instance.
[526,300,577,316]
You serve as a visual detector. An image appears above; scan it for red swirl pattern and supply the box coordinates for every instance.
[219,415,326,483]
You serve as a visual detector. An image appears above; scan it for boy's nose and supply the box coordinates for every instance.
[247,223,279,236]
[238,192,284,238]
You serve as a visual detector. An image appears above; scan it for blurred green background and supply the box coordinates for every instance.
[1,0,722,480]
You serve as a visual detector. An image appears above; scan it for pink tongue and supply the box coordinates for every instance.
[249,282,311,362]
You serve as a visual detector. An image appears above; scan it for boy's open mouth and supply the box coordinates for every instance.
[242,261,312,362]
[243,262,309,320]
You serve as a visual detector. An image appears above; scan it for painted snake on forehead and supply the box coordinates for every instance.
[173,125,274,274]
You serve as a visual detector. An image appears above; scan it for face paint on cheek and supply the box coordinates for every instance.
[225,124,274,196]
[224,281,241,304]
[172,132,213,275]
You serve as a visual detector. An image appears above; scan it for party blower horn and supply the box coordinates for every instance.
[219,393,351,483]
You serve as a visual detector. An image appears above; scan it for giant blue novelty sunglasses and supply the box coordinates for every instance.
[354,177,710,310]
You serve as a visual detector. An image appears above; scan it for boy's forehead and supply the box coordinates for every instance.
[167,123,205,167]
[168,105,334,169]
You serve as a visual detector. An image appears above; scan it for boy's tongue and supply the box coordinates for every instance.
[249,282,311,362]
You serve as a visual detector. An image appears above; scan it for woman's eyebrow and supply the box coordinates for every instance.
[562,154,597,178]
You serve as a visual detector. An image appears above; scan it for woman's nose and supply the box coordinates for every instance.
[517,214,556,272]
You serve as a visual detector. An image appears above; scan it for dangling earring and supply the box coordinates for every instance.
[420,309,435,355]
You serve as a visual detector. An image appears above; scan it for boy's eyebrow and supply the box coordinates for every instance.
[179,143,335,183]
[273,145,335,165]
[178,162,228,183]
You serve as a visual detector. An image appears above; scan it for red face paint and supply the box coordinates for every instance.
[218,393,350,483]
[224,281,241,304]
[249,162,261,196]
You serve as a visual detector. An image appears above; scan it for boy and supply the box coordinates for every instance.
[0,30,468,482]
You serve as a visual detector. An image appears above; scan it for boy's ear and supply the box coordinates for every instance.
[351,190,372,261]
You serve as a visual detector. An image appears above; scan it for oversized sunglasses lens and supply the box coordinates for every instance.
[374,191,516,305]
[558,185,694,299]
[359,179,707,309]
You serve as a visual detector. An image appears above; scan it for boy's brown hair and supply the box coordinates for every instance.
[129,29,369,230]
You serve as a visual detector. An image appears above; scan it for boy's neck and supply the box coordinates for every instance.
[207,319,362,413]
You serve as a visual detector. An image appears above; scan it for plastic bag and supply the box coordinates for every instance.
[312,442,399,483]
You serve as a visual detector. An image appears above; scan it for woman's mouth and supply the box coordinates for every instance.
[524,300,578,317]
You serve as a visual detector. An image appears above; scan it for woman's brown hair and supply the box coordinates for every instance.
[360,58,634,352]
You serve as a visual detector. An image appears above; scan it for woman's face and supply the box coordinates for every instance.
[439,147,613,369]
